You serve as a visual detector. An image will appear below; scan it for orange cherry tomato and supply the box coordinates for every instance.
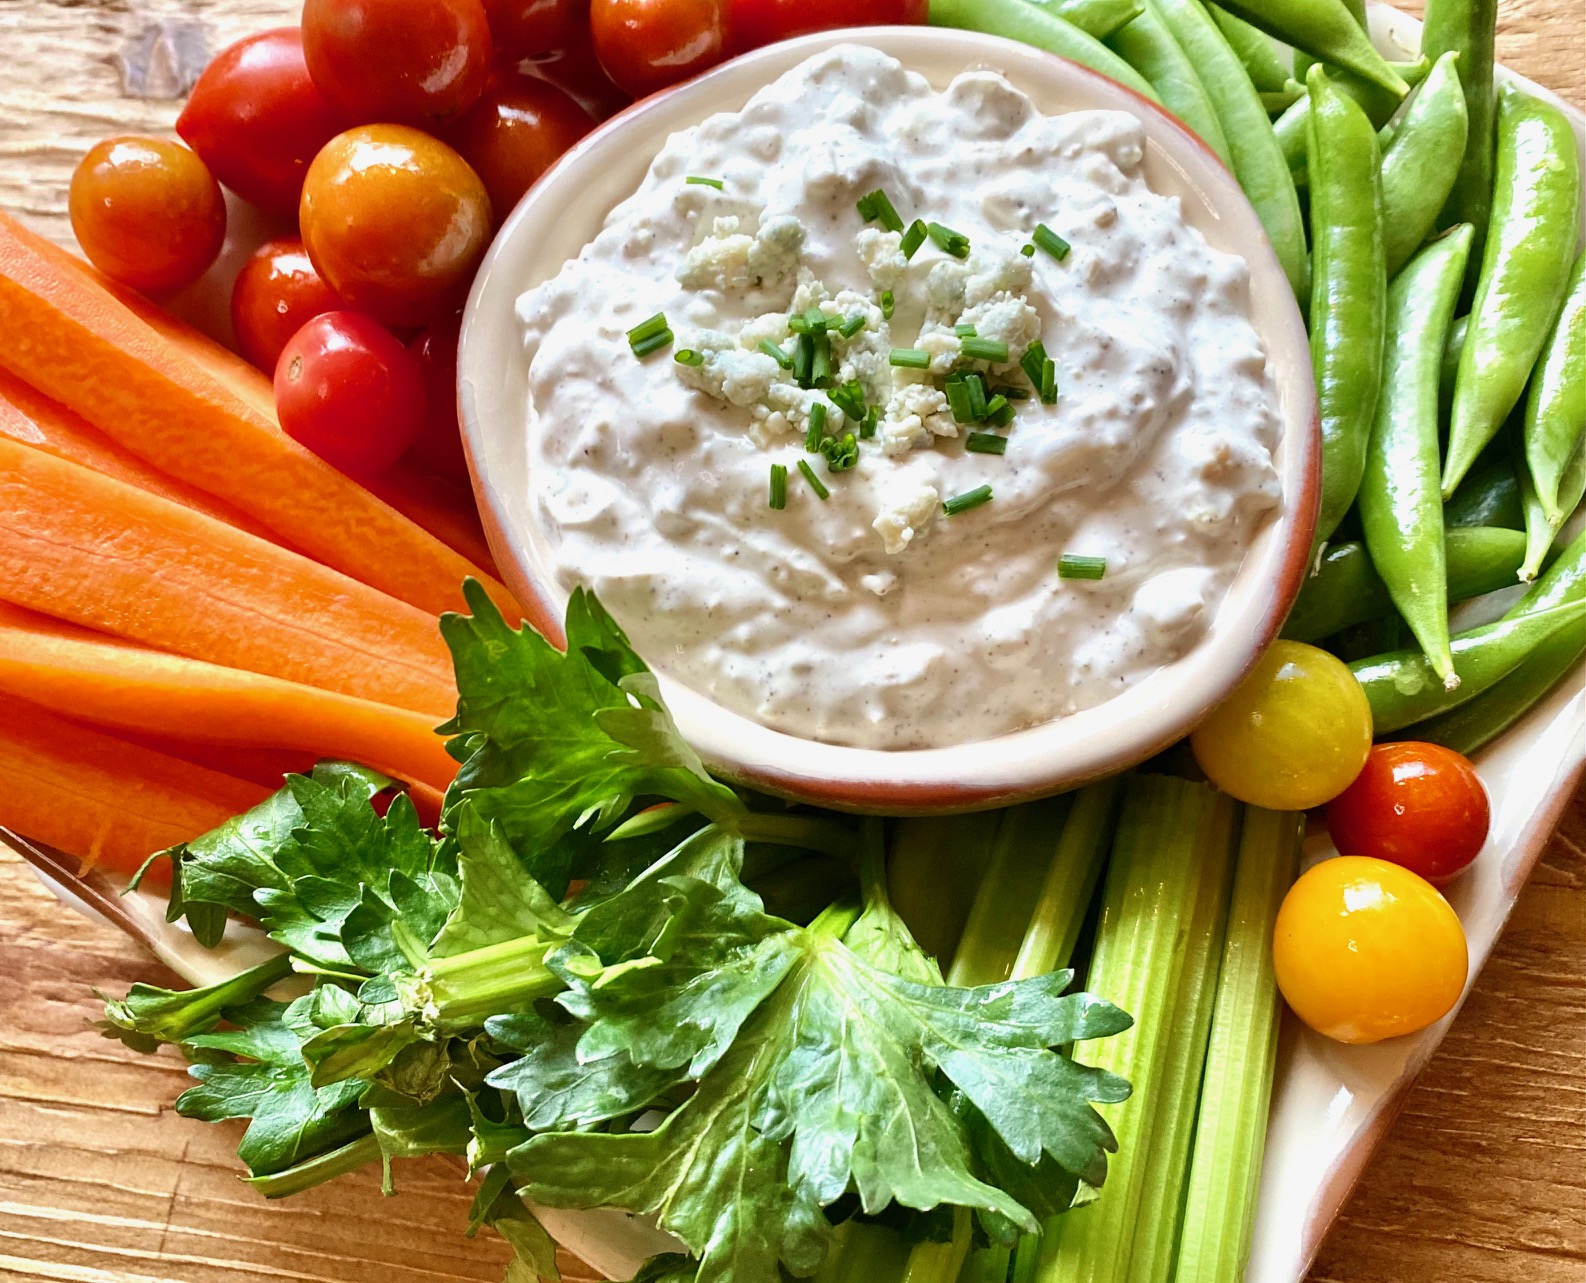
[68,136,226,297]
[446,69,594,219]
[407,316,471,483]
[231,237,343,372]
[300,126,493,327]
[302,0,495,127]
[524,32,632,120]
[590,0,728,99]
[1274,856,1468,1045]
[482,0,588,60]
[1326,742,1490,886]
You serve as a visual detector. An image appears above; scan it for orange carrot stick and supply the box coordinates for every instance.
[0,436,458,719]
[0,603,458,794]
[0,212,516,619]
[0,694,268,876]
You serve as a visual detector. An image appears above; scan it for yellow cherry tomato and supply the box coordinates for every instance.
[1273,856,1468,1044]
[1190,640,1373,810]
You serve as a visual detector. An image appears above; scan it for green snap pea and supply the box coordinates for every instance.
[1515,424,1586,582]
[1208,4,1293,94]
[1150,0,1309,300]
[1379,54,1470,278]
[1358,225,1473,685]
[1213,0,1406,97]
[1275,57,1430,185]
[1421,0,1497,271]
[1523,251,1586,522]
[1307,65,1388,549]
[929,0,1160,101]
[1444,85,1583,497]
[1283,525,1530,642]
[1261,82,1306,116]
[1292,0,1364,87]
[1040,0,1147,41]
[1440,313,1468,411]
[1350,597,1586,732]
[1444,451,1524,530]
[1107,6,1233,167]
[1414,527,1586,753]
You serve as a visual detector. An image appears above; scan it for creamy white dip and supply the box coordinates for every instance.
[516,46,1282,750]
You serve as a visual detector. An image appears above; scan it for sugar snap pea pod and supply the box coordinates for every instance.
[1444,86,1583,497]
[1213,0,1406,97]
[1379,54,1469,278]
[1283,525,1530,642]
[1291,0,1363,85]
[1414,527,1586,753]
[1275,58,1430,182]
[1444,451,1523,530]
[1421,0,1497,269]
[1351,598,1586,732]
[1150,0,1309,299]
[1440,313,1468,410]
[1358,225,1473,686]
[930,0,1160,101]
[1262,82,1306,115]
[1041,0,1147,41]
[1515,426,1586,581]
[1209,5,1292,94]
[1107,7,1233,167]
[1307,65,1387,548]
[1524,252,1586,522]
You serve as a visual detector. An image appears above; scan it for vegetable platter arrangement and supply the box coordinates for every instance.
[0,1,1581,1282]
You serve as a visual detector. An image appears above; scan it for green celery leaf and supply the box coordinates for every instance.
[95,953,293,1053]
[468,1165,561,1282]
[369,1094,472,1161]
[431,808,575,958]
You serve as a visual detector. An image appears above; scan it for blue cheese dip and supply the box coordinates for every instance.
[515,45,1282,751]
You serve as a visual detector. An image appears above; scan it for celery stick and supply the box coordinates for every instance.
[1033,776,1231,1283]
[815,1220,912,1281]
[901,1207,974,1283]
[1172,808,1302,1283]
[959,1245,1013,1283]
[1010,778,1123,980]
[947,794,1074,986]
[1124,796,1241,1283]
[889,813,1001,963]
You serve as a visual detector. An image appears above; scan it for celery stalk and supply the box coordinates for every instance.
[1123,796,1242,1283]
[947,794,1074,986]
[1033,776,1233,1283]
[815,1220,912,1281]
[1171,808,1302,1283]
[1010,778,1123,980]
[888,813,1001,962]
[958,1246,1013,1283]
[901,1207,974,1283]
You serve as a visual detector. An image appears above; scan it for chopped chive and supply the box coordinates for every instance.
[900,220,928,260]
[857,188,905,233]
[798,458,830,500]
[1033,223,1071,261]
[821,431,859,473]
[805,402,827,451]
[945,378,975,424]
[1022,341,1057,404]
[759,339,793,369]
[1058,554,1107,580]
[829,379,867,421]
[837,313,867,339]
[811,331,833,386]
[1040,359,1057,403]
[793,333,814,386]
[889,347,932,370]
[685,175,724,189]
[965,432,1009,455]
[630,328,674,358]
[860,406,879,439]
[769,463,788,510]
[943,485,993,516]
[960,336,1010,363]
[627,312,669,343]
[993,384,1031,401]
[985,395,1016,428]
[955,323,978,338]
[965,372,989,421]
[1020,243,1036,258]
[880,289,895,320]
[673,348,705,367]
[926,222,970,259]
[788,312,811,334]
[804,306,830,333]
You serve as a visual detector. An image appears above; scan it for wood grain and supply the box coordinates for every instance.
[0,2,1582,1281]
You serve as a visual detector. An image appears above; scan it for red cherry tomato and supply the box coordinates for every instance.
[524,32,632,119]
[590,0,728,98]
[446,70,594,218]
[302,0,495,127]
[730,0,927,52]
[175,28,339,217]
[407,316,471,483]
[231,238,343,372]
[482,0,588,59]
[68,137,226,297]
[1326,742,1490,886]
[275,312,425,475]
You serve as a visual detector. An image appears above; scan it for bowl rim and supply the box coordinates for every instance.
[458,25,1321,814]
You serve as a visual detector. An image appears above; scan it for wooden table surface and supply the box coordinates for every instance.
[0,3,1582,1281]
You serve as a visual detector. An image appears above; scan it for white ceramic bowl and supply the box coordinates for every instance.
[458,26,1319,814]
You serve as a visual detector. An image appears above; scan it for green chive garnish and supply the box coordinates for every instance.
[985,395,1016,427]
[889,348,931,369]
[945,377,975,424]
[954,323,978,338]
[927,222,970,259]
[965,372,989,420]
[686,176,724,189]
[857,188,905,233]
[1058,554,1107,580]
[769,463,788,510]
[631,330,673,358]
[674,348,705,367]
[860,406,879,439]
[760,339,793,369]
[792,333,814,386]
[900,220,928,260]
[838,313,866,339]
[627,313,672,357]
[993,384,1031,401]
[1033,223,1071,261]
[788,313,811,334]
[798,458,830,500]
[830,380,867,421]
[880,290,895,320]
[960,336,1010,363]
[805,402,827,451]
[821,432,859,473]
[1020,243,1036,258]
[966,432,1009,455]
[943,485,993,516]
[811,332,833,386]
[1022,340,1057,404]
